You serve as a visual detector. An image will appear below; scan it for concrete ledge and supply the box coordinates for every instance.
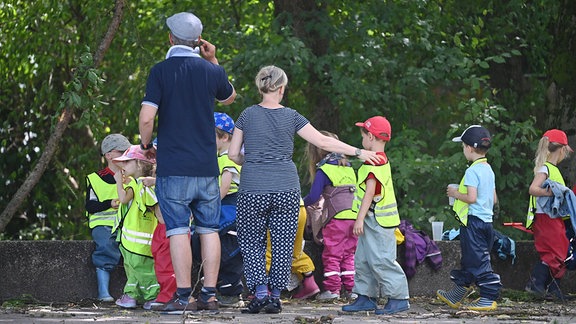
[1,240,574,302]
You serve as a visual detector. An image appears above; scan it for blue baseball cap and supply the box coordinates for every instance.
[452,125,491,149]
[214,112,234,134]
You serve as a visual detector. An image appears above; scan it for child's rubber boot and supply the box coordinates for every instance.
[436,285,472,308]
[96,268,114,302]
[341,294,377,312]
[525,262,549,299]
[292,275,320,299]
[375,299,410,315]
[465,297,497,311]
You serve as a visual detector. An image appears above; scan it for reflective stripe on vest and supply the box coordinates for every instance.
[319,164,357,220]
[452,157,487,226]
[526,162,565,229]
[353,163,400,228]
[86,173,118,229]
[119,178,158,257]
[218,153,241,194]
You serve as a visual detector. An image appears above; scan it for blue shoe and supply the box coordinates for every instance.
[375,299,410,315]
[341,294,377,312]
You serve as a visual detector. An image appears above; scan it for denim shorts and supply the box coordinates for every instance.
[156,176,221,237]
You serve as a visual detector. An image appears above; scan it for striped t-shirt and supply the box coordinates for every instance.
[235,105,309,193]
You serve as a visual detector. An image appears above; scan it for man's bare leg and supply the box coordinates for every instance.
[200,232,221,288]
[170,233,192,288]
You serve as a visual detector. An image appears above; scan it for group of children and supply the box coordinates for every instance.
[86,65,574,316]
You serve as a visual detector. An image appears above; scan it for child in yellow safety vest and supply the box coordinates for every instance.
[303,130,358,301]
[437,125,501,311]
[85,133,131,302]
[525,129,573,300]
[342,116,410,315]
[112,145,159,309]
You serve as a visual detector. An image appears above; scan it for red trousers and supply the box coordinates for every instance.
[151,223,177,303]
[533,213,568,279]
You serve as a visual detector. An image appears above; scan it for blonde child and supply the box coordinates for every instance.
[342,116,410,315]
[303,131,358,300]
[112,145,159,309]
[525,129,573,300]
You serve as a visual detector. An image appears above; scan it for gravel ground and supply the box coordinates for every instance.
[2,295,576,324]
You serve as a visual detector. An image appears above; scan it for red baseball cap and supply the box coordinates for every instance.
[543,129,573,152]
[355,116,392,141]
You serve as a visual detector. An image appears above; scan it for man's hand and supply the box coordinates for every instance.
[144,147,157,160]
[199,39,218,64]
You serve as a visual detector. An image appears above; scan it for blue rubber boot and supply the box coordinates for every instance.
[375,299,410,315]
[96,268,113,302]
[341,294,377,312]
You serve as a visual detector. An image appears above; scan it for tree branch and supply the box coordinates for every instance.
[0,0,127,233]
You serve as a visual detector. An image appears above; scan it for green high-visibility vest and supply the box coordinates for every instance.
[353,163,400,228]
[86,173,118,229]
[452,157,488,226]
[526,162,565,229]
[319,163,357,220]
[118,178,158,258]
[218,153,241,194]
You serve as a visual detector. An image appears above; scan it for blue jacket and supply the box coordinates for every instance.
[537,180,576,218]
[537,179,576,231]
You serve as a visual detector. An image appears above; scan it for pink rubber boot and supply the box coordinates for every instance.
[292,275,320,299]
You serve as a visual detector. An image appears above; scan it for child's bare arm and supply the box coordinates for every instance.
[447,184,477,204]
[114,172,133,204]
[354,177,377,236]
[220,170,233,200]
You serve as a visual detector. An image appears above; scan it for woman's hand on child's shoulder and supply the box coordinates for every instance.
[359,149,385,165]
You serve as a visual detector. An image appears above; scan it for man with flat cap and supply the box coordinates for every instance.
[139,11,237,313]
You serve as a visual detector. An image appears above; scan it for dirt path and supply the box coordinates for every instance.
[2,296,576,323]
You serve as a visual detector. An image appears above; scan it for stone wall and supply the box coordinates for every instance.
[1,240,574,302]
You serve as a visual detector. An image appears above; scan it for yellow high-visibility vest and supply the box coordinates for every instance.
[354,163,400,228]
[452,157,487,226]
[526,162,565,229]
[86,173,118,229]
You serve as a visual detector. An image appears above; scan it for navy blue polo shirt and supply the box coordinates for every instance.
[143,51,234,177]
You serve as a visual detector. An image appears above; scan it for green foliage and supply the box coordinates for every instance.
[0,0,563,241]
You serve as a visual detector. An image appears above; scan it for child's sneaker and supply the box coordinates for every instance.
[465,298,497,311]
[316,291,339,301]
[436,286,473,308]
[115,294,137,309]
[342,290,358,300]
[143,299,164,310]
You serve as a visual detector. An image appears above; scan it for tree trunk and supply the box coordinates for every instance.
[548,0,576,185]
[0,0,126,233]
[273,0,339,132]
